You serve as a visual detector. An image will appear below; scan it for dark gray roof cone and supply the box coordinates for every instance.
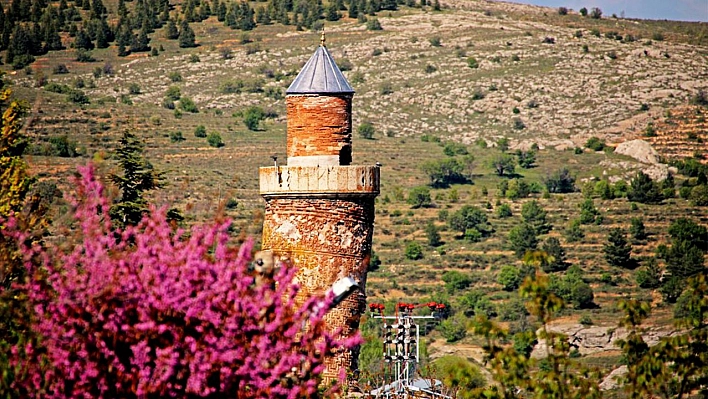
[286,31,355,95]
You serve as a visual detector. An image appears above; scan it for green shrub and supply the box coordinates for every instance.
[496,203,512,218]
[358,122,375,139]
[442,271,472,293]
[432,356,485,389]
[165,86,181,101]
[498,265,521,291]
[207,132,224,148]
[448,205,492,239]
[169,131,185,142]
[407,186,432,208]
[404,242,423,260]
[366,18,382,30]
[179,97,199,113]
[194,125,207,138]
[429,37,442,47]
[128,83,141,95]
[437,317,467,343]
[508,223,538,258]
[467,57,479,69]
[68,89,90,104]
[585,137,605,151]
[168,71,183,82]
[243,106,266,131]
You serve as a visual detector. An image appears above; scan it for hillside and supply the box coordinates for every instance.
[6,0,708,393]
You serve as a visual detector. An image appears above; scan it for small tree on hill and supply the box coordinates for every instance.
[489,153,516,176]
[544,168,575,193]
[521,200,551,235]
[109,131,163,227]
[604,228,632,268]
[165,19,179,39]
[541,237,567,272]
[408,186,431,208]
[358,122,375,139]
[448,205,492,239]
[425,221,441,247]
[421,157,471,188]
[178,20,196,48]
[628,171,663,204]
[508,223,538,258]
[405,241,423,260]
[498,265,521,291]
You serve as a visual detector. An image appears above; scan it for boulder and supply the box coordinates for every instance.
[615,139,659,165]
[599,365,628,391]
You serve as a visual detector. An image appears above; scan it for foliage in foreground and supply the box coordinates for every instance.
[2,165,357,398]
[470,251,708,399]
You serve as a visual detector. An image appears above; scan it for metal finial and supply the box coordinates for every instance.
[320,26,326,47]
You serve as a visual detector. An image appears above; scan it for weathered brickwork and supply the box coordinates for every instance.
[286,94,353,165]
[261,196,375,382]
[262,45,376,385]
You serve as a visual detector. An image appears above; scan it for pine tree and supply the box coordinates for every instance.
[425,221,441,247]
[177,20,196,47]
[44,20,63,50]
[348,0,358,18]
[539,237,566,272]
[109,131,163,227]
[604,228,632,268]
[164,18,178,39]
[74,27,94,49]
[95,22,108,47]
[131,22,150,51]
[325,1,340,20]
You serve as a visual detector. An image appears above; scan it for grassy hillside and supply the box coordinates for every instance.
[8,0,708,390]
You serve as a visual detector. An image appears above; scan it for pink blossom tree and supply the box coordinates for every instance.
[6,165,358,398]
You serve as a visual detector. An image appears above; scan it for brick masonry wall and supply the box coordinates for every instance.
[286,94,353,165]
[261,196,375,383]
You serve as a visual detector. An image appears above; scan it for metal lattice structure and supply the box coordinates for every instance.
[367,303,451,399]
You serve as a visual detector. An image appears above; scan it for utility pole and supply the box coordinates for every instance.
[367,302,451,398]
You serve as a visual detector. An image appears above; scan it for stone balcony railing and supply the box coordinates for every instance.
[259,165,380,197]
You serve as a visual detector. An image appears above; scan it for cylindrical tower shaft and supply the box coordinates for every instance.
[259,35,378,384]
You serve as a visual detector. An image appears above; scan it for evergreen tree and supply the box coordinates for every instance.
[164,18,178,39]
[109,131,163,227]
[95,22,108,48]
[91,0,106,18]
[508,223,538,258]
[380,0,397,11]
[238,2,255,30]
[628,171,663,204]
[348,0,358,18]
[541,237,567,272]
[44,20,63,50]
[74,27,94,49]
[131,22,150,51]
[117,0,128,18]
[425,221,441,247]
[325,1,340,20]
[217,1,227,21]
[177,20,196,47]
[604,228,632,268]
[521,200,551,235]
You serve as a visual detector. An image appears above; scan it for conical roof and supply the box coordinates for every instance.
[286,44,355,95]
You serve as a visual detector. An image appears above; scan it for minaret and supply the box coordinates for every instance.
[259,31,379,383]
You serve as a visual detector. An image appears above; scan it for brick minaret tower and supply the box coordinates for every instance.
[259,32,379,382]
